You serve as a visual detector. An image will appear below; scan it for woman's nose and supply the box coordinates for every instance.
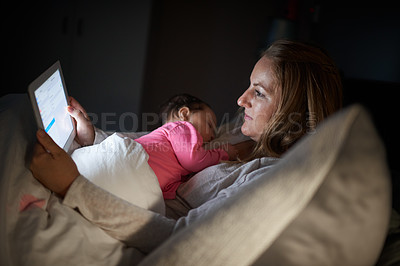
[237,91,251,108]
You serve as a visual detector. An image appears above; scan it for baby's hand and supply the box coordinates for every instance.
[223,143,239,161]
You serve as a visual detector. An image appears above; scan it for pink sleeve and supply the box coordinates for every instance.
[169,122,228,172]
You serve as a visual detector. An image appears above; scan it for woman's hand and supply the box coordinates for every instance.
[67,96,95,146]
[30,129,80,197]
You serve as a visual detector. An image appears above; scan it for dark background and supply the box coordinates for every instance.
[2,0,400,205]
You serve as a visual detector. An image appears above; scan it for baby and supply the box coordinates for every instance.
[135,93,237,199]
[71,94,237,212]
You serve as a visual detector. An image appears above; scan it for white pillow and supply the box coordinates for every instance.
[71,133,165,215]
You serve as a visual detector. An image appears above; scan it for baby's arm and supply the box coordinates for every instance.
[220,143,238,160]
[210,140,254,161]
[169,124,230,172]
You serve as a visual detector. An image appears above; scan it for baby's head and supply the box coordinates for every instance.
[159,94,217,143]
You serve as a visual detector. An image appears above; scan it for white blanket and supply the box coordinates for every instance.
[71,133,165,215]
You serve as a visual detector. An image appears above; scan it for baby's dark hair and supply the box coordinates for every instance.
[159,93,211,124]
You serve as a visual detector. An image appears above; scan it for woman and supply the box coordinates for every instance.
[29,39,342,253]
[238,40,342,159]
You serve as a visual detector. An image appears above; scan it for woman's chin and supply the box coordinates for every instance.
[241,125,259,142]
[241,125,251,138]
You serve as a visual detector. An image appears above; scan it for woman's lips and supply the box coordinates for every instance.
[244,113,253,120]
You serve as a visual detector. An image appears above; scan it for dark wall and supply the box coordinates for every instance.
[313,2,400,83]
[141,0,282,130]
[2,0,152,132]
[311,1,400,174]
[141,1,399,114]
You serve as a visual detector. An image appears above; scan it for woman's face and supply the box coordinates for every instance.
[237,56,280,141]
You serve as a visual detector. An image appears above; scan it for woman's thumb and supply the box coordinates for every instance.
[36,129,62,155]
[68,105,89,122]
[67,106,79,118]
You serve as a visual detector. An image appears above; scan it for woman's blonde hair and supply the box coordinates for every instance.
[247,39,343,160]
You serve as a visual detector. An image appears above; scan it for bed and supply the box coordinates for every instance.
[0,93,397,265]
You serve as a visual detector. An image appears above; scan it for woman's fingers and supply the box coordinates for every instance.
[35,129,62,156]
[29,129,80,197]
[30,139,51,173]
[67,97,95,146]
[68,96,89,119]
[67,105,88,124]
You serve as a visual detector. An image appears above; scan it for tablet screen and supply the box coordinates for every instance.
[33,69,74,149]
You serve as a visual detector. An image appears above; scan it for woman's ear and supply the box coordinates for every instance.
[177,107,190,121]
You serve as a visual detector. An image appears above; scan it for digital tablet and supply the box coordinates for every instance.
[28,61,76,151]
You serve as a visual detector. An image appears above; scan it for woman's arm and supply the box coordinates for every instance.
[30,130,176,253]
[63,176,175,253]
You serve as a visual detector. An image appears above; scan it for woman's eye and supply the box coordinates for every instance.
[255,89,265,98]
